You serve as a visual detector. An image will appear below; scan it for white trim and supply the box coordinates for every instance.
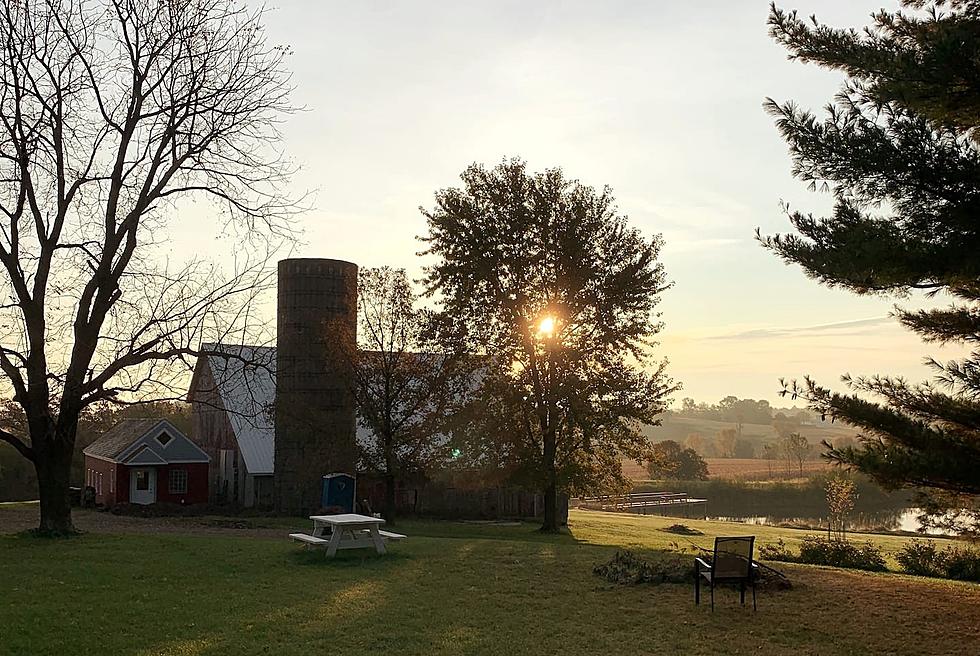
[168,468,189,495]
[85,452,207,465]
[83,453,118,465]
[122,445,168,466]
[129,467,157,505]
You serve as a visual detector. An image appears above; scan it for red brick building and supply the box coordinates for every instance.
[83,419,209,506]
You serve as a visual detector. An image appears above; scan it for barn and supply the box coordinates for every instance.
[186,257,563,521]
[187,343,277,508]
[187,258,358,512]
[82,419,210,506]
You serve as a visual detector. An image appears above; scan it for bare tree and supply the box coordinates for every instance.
[0,0,296,533]
[784,432,812,478]
[330,267,476,524]
[762,442,778,479]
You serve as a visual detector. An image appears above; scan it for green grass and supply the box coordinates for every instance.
[1,510,978,656]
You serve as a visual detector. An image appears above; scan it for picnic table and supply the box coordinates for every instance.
[289,513,406,556]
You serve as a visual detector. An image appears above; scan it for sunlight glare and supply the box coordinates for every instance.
[538,315,555,337]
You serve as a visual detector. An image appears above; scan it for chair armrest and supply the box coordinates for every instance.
[695,557,712,571]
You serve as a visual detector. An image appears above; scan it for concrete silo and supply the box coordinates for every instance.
[274,258,358,514]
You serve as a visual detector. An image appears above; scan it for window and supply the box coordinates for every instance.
[156,432,172,446]
[135,470,150,491]
[169,469,188,495]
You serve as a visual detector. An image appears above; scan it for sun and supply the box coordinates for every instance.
[538,315,555,337]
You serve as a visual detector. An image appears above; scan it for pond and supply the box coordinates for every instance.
[710,508,956,536]
[631,477,958,537]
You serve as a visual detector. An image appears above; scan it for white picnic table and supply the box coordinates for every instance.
[289,513,406,556]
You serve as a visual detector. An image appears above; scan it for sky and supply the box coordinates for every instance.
[173,0,966,405]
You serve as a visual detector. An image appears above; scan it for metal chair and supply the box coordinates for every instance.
[695,536,758,610]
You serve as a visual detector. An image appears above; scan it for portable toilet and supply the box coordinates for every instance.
[321,473,355,513]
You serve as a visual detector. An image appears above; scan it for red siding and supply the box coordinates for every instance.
[155,462,209,505]
[84,455,119,505]
[188,359,239,502]
[116,463,130,504]
[83,456,208,506]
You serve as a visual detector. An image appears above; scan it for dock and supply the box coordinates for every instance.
[575,491,708,519]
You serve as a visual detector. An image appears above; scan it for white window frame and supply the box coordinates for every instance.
[169,468,188,495]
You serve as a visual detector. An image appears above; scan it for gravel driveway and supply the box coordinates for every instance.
[0,502,296,538]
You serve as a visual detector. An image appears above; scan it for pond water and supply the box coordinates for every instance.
[710,508,957,536]
[629,479,962,537]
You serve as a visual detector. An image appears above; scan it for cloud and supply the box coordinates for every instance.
[707,316,893,341]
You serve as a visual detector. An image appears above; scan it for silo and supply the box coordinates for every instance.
[274,258,358,515]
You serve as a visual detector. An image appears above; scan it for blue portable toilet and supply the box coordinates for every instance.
[321,473,355,513]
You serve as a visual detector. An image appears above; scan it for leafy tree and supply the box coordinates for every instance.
[733,438,756,459]
[330,267,476,524]
[647,440,709,481]
[0,1,295,533]
[761,2,980,534]
[716,428,737,459]
[420,159,676,532]
[772,411,800,439]
[684,432,704,454]
[675,396,772,424]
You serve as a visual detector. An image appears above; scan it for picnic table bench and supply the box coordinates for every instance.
[289,513,406,556]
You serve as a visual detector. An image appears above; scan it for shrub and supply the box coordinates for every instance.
[898,540,980,582]
[593,550,691,585]
[797,536,887,571]
[944,548,980,582]
[896,540,945,577]
[759,538,794,562]
[759,536,886,571]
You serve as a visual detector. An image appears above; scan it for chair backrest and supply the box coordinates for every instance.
[712,536,754,579]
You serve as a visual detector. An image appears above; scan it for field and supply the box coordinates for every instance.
[2,505,978,656]
[702,458,830,480]
[621,457,830,481]
[642,415,858,450]
[622,413,852,482]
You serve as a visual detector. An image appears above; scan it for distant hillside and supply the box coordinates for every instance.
[639,415,859,452]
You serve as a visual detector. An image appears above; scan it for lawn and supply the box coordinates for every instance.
[1,509,977,656]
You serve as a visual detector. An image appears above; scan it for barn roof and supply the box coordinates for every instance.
[84,419,209,465]
[198,343,277,475]
[193,344,482,476]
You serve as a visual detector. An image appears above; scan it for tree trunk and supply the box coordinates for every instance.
[541,480,559,533]
[34,441,75,535]
[540,426,559,533]
[383,473,397,526]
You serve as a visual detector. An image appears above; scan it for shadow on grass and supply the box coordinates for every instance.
[397,518,584,546]
[287,547,415,569]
